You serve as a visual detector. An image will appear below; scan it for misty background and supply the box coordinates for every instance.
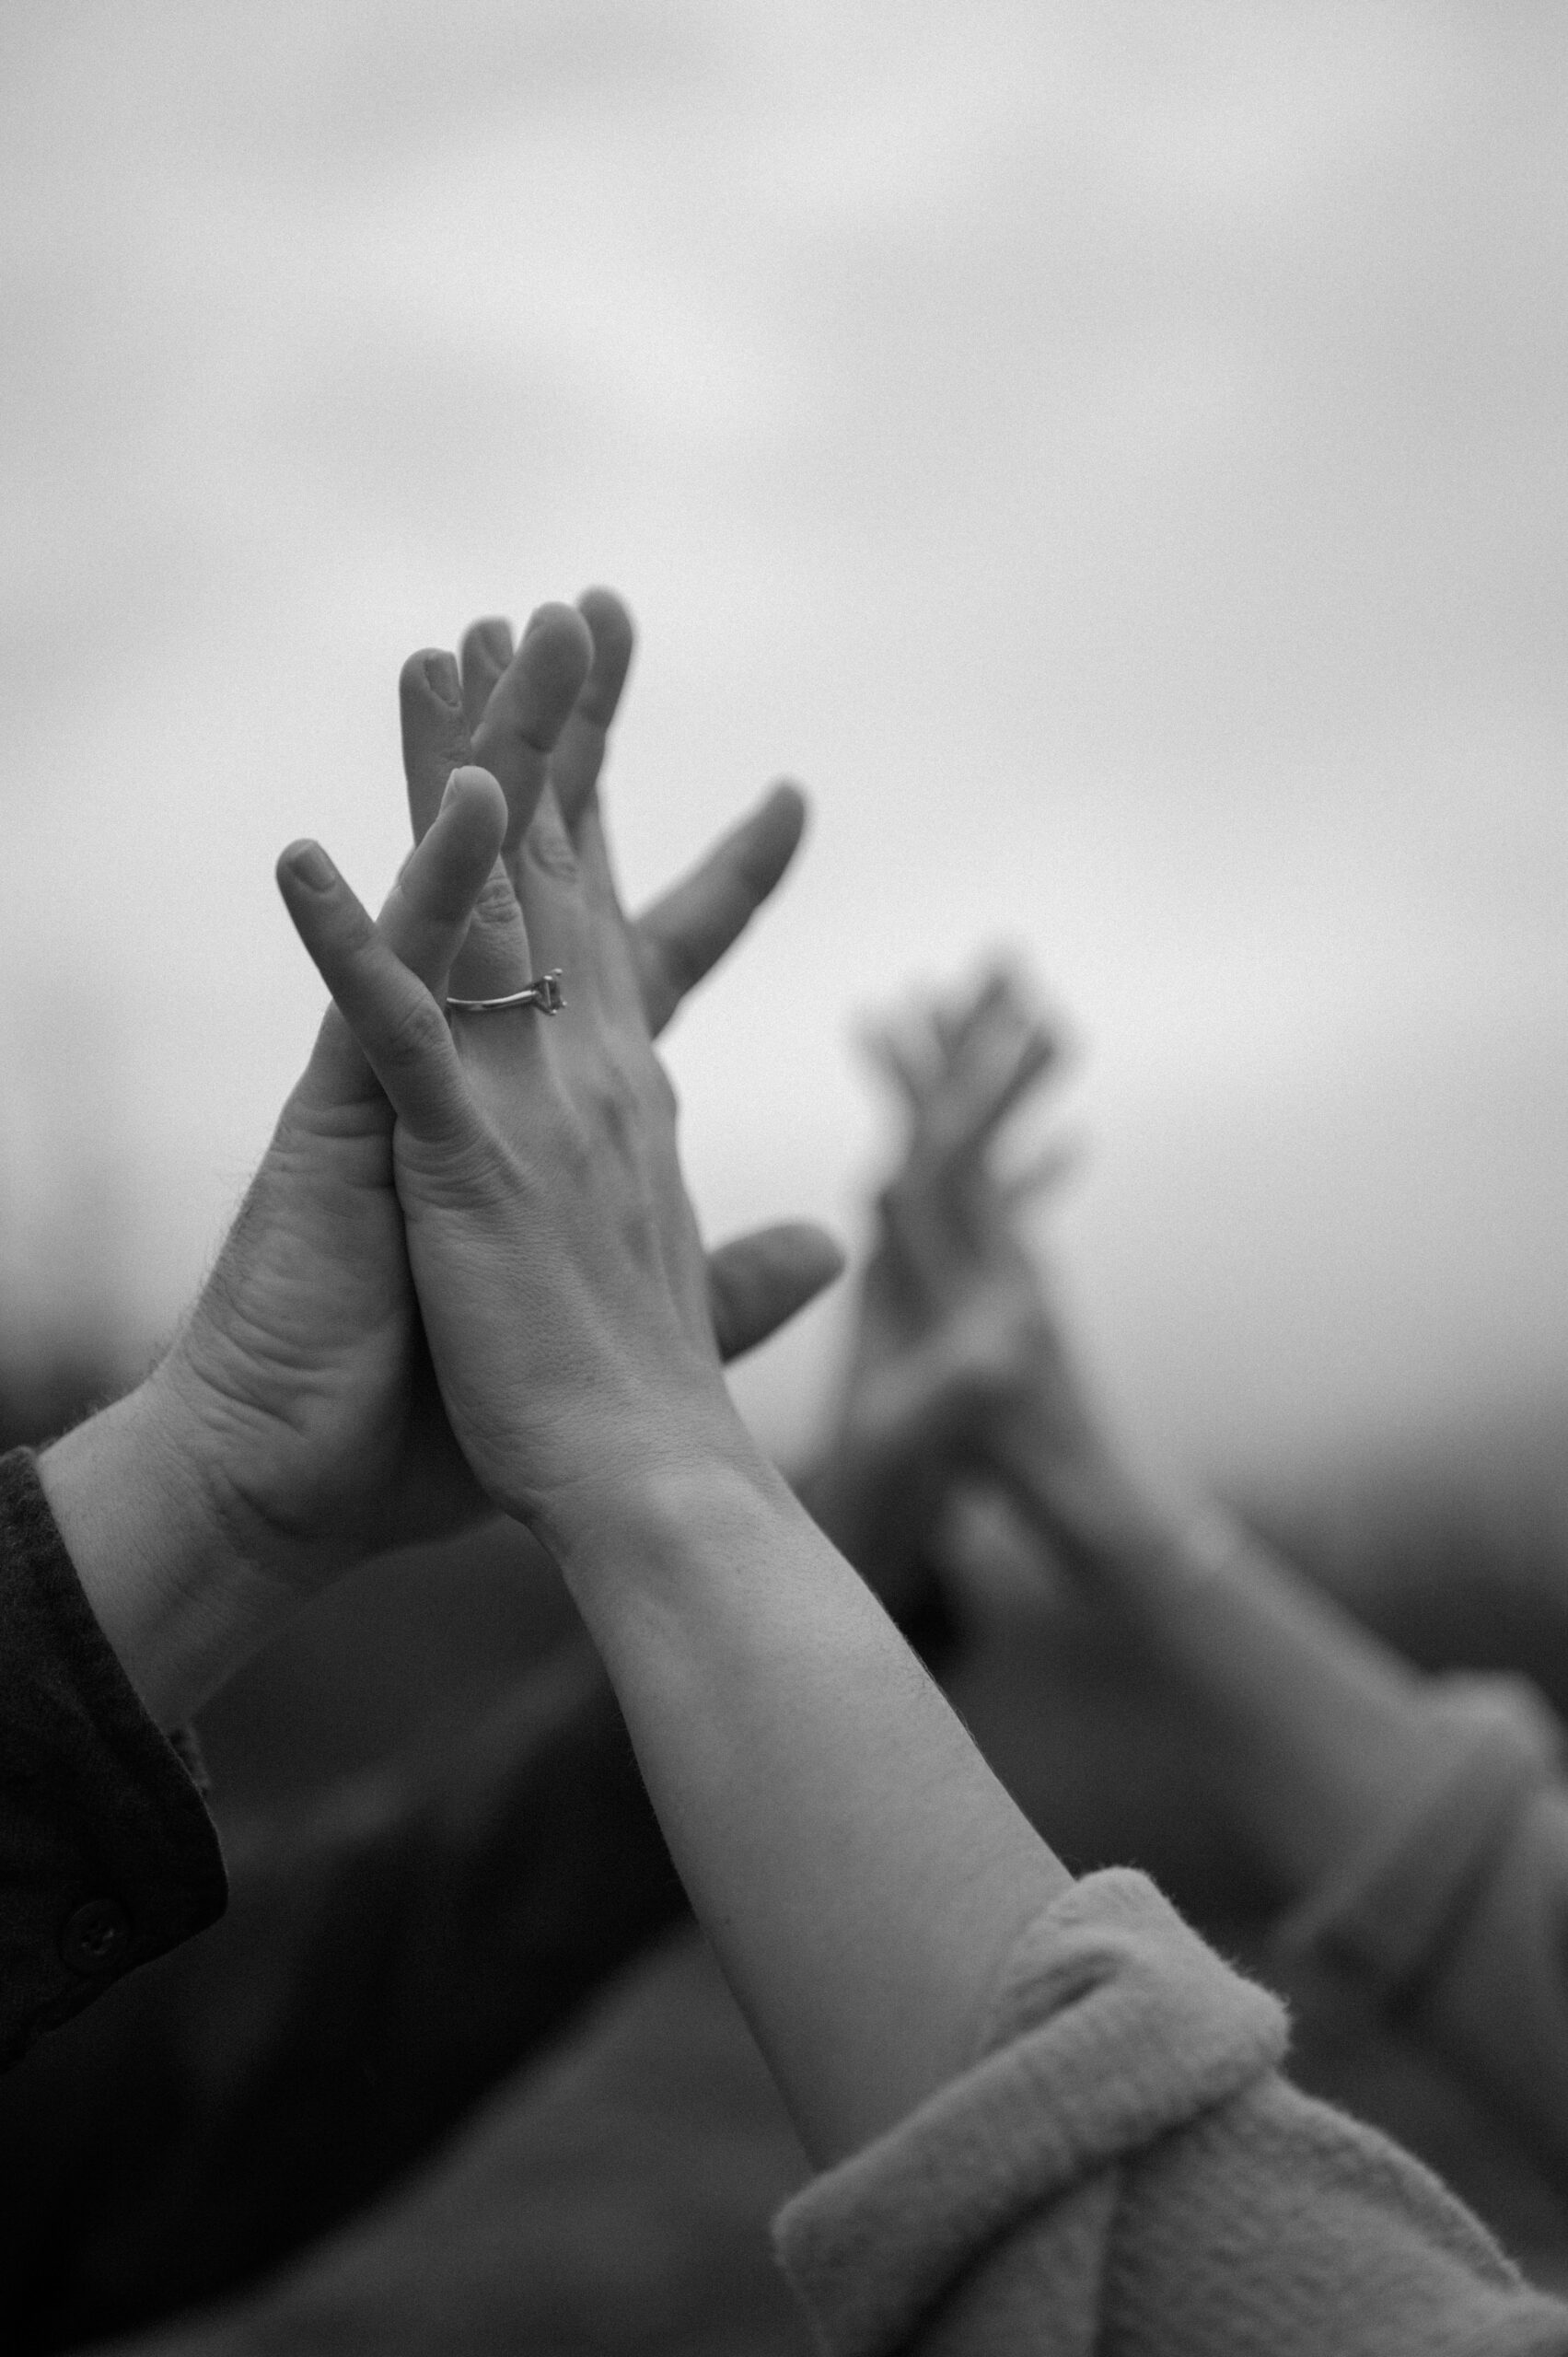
[4,0,1567,1495]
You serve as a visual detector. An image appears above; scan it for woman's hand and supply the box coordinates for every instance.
[41,597,838,1723]
[276,721,834,1556]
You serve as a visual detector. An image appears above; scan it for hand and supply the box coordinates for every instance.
[834,966,1130,1567]
[143,599,836,1594]
[827,968,1061,1479]
[436,593,845,1364]
[275,755,794,1555]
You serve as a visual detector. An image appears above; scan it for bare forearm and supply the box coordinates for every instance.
[1003,1441,1457,1898]
[554,1431,1069,2168]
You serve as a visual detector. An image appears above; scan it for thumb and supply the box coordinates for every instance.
[707,1222,845,1364]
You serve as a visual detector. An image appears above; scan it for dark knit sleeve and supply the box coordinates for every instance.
[0,1447,226,2067]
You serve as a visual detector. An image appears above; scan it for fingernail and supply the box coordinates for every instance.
[439,768,463,810]
[480,619,513,663]
[285,841,337,891]
[423,652,460,706]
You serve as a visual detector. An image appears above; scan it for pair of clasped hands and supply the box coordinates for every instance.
[55,592,842,1730]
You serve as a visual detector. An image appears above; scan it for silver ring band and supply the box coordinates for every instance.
[447,970,565,1016]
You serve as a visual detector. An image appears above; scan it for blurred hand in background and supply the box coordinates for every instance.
[806,962,1113,1615]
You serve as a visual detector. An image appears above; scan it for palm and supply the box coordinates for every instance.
[170,1015,482,1577]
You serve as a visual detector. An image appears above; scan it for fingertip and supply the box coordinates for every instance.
[473,603,588,761]
[726,783,807,899]
[276,839,338,897]
[577,584,634,642]
[708,1220,848,1362]
[524,599,595,652]
[462,617,515,669]
[575,586,636,719]
[400,647,461,710]
[441,762,509,836]
[760,778,808,850]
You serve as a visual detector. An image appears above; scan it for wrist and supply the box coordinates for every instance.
[36,1365,292,1726]
[540,1407,805,1630]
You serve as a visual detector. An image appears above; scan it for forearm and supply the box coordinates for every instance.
[36,1366,295,1729]
[553,1426,1069,2169]
[1001,1440,1459,1898]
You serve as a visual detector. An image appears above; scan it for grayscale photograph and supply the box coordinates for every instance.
[3,6,1568,2348]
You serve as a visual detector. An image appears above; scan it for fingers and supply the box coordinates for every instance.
[505,783,591,990]
[1003,1135,1081,1207]
[706,1221,845,1363]
[441,858,537,1009]
[459,618,513,734]
[276,813,498,1145]
[632,782,808,1039]
[470,603,594,862]
[291,766,507,1114]
[401,636,540,1006]
[867,965,1063,1190]
[401,649,474,843]
[550,587,635,833]
[934,1021,1058,1161]
[859,1016,934,1110]
[932,966,1014,1061]
[376,768,509,989]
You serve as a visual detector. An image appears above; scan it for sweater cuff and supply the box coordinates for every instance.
[0,1447,226,2066]
[1273,1672,1562,2004]
[773,1869,1287,2357]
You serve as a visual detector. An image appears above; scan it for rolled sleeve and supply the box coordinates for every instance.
[774,1872,1287,2356]
[773,1872,1568,2357]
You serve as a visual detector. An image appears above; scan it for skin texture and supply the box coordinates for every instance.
[40,593,841,1725]
[279,763,1068,2171]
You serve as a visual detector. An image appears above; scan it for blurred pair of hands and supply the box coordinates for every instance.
[150,591,841,1611]
[829,966,1129,1585]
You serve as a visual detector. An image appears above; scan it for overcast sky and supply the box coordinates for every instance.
[3,2,1566,1480]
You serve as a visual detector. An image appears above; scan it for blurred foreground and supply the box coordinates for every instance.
[6,1339,1568,2340]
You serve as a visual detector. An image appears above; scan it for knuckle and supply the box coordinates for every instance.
[587,1070,637,1149]
[471,871,522,929]
[524,807,579,882]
